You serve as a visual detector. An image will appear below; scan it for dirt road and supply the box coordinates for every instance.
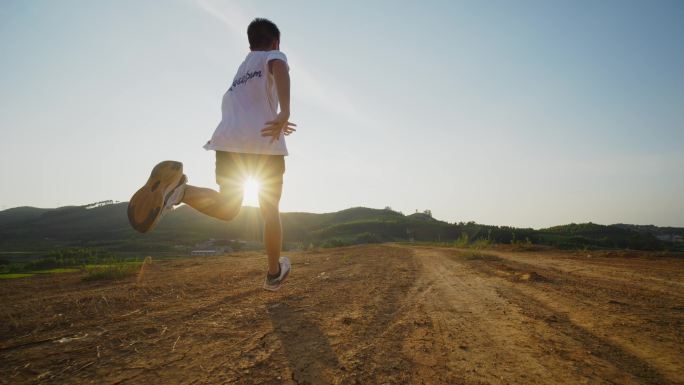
[1,245,683,384]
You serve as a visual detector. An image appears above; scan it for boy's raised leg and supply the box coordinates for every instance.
[128,161,185,233]
[181,185,242,222]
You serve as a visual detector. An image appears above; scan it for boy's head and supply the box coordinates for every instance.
[247,18,280,51]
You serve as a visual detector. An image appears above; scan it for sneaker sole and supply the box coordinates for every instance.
[127,161,183,233]
[263,265,290,291]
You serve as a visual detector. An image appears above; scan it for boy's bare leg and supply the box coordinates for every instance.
[181,185,242,221]
[181,175,282,276]
[259,181,283,276]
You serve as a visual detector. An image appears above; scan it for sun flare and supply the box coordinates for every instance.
[243,177,260,206]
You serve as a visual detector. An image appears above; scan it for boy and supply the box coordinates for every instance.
[127,18,296,291]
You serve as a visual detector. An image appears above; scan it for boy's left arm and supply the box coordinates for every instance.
[261,59,296,142]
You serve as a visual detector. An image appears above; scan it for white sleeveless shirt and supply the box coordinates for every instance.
[204,50,289,155]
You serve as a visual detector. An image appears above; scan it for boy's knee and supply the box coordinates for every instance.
[214,191,242,221]
[212,203,239,221]
[216,207,239,221]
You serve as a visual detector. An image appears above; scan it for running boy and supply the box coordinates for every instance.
[127,18,296,291]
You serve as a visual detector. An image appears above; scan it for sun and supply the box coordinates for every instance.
[243,177,260,206]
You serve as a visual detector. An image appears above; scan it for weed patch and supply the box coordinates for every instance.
[82,263,141,281]
[465,253,502,262]
[0,273,35,279]
[32,268,80,274]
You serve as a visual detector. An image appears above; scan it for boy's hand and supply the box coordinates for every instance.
[261,112,297,143]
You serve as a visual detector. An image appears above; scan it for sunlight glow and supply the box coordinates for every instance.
[243,177,260,207]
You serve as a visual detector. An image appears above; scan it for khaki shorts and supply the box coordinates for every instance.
[215,151,285,202]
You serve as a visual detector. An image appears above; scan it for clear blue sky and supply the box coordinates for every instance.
[1,0,683,228]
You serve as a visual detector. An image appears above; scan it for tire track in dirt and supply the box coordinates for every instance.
[401,246,682,385]
[457,247,684,384]
[477,248,684,299]
[496,285,671,385]
[405,247,586,384]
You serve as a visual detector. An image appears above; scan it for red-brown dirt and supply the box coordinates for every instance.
[1,245,683,384]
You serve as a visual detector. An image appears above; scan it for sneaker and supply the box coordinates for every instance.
[263,257,291,291]
[127,161,185,233]
[164,174,187,211]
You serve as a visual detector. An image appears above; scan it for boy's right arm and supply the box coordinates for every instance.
[271,59,290,118]
[261,59,296,142]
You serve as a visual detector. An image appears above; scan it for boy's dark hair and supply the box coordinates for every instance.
[247,18,280,50]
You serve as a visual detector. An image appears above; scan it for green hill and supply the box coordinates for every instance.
[0,203,446,255]
[0,206,51,226]
[0,202,681,258]
[536,223,663,250]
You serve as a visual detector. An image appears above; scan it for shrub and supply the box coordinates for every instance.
[472,237,492,249]
[321,239,349,248]
[453,233,469,247]
[355,232,382,244]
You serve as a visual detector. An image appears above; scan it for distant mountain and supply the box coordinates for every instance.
[0,203,445,253]
[0,202,681,256]
[535,222,667,250]
[0,206,51,226]
[613,223,684,241]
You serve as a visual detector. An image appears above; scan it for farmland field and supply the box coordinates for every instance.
[1,245,682,384]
